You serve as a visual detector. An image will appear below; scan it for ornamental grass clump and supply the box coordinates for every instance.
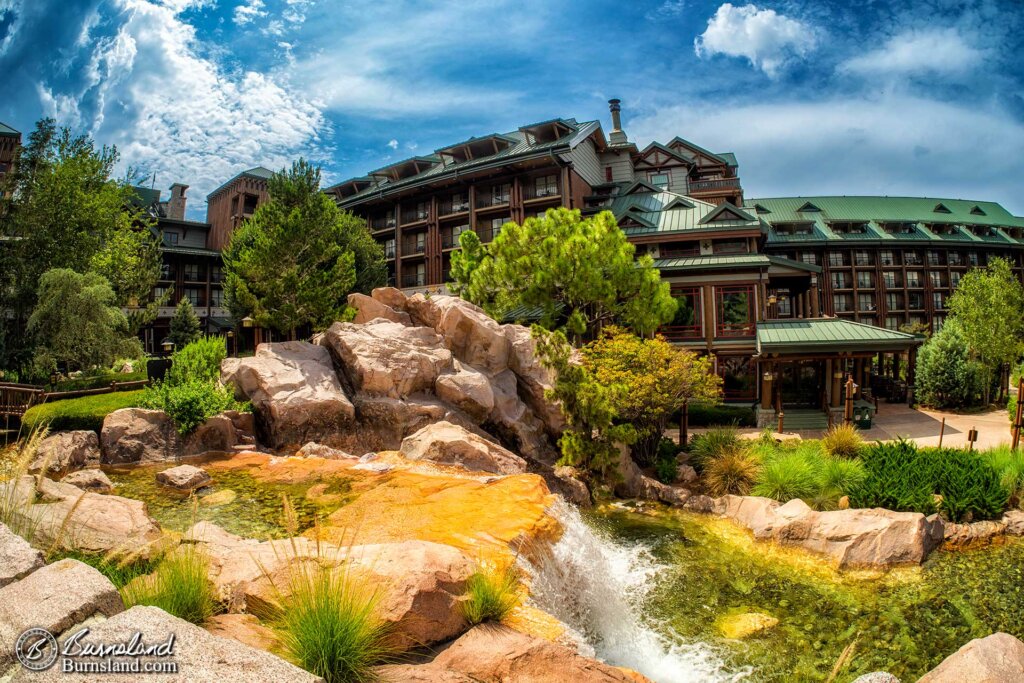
[461,564,522,626]
[689,425,742,471]
[748,441,866,510]
[703,449,760,496]
[752,450,820,503]
[121,544,217,624]
[980,445,1024,507]
[821,424,864,459]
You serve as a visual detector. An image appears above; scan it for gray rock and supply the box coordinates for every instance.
[60,468,114,494]
[156,464,212,491]
[851,674,900,683]
[101,408,179,464]
[10,605,321,682]
[29,430,101,475]
[918,632,1024,682]
[1003,510,1024,536]
[0,523,43,588]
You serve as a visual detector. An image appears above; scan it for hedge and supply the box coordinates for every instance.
[52,371,148,393]
[22,390,147,433]
[685,403,756,427]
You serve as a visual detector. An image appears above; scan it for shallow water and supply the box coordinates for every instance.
[589,504,1024,682]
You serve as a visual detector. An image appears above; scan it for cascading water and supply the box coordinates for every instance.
[523,500,750,683]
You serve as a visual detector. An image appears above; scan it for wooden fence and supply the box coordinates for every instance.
[0,379,149,418]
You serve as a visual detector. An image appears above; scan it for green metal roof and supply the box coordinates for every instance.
[206,166,275,200]
[756,318,921,355]
[161,245,221,258]
[612,189,761,236]
[129,186,161,208]
[0,122,19,136]
[652,254,821,274]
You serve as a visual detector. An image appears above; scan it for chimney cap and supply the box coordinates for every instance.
[170,182,189,190]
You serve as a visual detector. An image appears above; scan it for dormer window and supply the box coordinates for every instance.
[797,202,821,212]
[933,203,952,214]
[970,205,987,216]
[648,171,669,189]
[774,222,814,236]
[882,222,916,235]
[831,222,868,235]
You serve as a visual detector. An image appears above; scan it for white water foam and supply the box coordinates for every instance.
[523,500,751,683]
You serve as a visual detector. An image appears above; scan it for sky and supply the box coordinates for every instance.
[1,0,1022,219]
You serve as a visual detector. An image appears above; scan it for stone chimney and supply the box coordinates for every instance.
[608,99,628,146]
[167,183,188,220]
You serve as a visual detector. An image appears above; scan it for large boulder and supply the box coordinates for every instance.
[0,522,43,588]
[183,410,257,456]
[1002,510,1024,536]
[348,292,412,325]
[370,286,409,311]
[10,605,320,682]
[434,361,495,421]
[0,559,124,671]
[224,341,355,450]
[917,632,1024,682]
[156,464,212,491]
[100,408,179,464]
[60,468,115,494]
[204,613,281,653]
[319,320,453,398]
[400,421,527,475]
[504,323,566,436]
[29,430,101,475]
[432,296,510,375]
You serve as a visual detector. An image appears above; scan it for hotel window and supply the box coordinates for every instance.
[950,271,962,288]
[858,293,876,311]
[184,287,203,307]
[404,232,426,253]
[909,315,926,327]
[384,239,395,259]
[648,171,669,189]
[487,217,508,239]
[831,272,851,290]
[800,252,819,265]
[163,232,179,246]
[906,271,923,288]
[948,251,963,266]
[717,355,757,400]
[929,271,947,288]
[715,286,756,337]
[713,239,747,255]
[857,272,875,289]
[880,250,896,266]
[904,251,922,266]
[776,294,792,317]
[854,250,873,266]
[860,316,878,327]
[968,252,980,267]
[210,289,223,308]
[152,286,168,303]
[828,252,849,267]
[833,294,852,312]
[885,316,902,330]
[663,287,702,340]
[661,241,700,258]
[933,292,946,310]
[442,224,470,249]
[183,264,203,282]
[451,192,468,212]
[210,265,223,283]
[415,201,429,220]
[886,293,904,311]
[909,292,925,310]
[491,184,510,204]
[159,263,173,280]
[882,270,902,288]
[927,251,945,266]
[534,175,558,197]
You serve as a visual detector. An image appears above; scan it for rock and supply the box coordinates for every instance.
[60,468,114,493]
[430,296,510,375]
[225,341,355,450]
[677,464,698,484]
[204,613,280,652]
[721,495,784,538]
[942,520,1007,550]
[10,605,320,682]
[1003,510,1024,536]
[422,624,650,682]
[404,292,444,328]
[917,632,1024,682]
[716,612,779,639]
[371,286,409,311]
[297,442,357,459]
[29,430,100,475]
[375,664,477,682]
[100,408,179,464]
[838,495,851,510]
[0,559,123,671]
[852,674,901,683]
[400,421,527,475]
[488,368,556,463]
[0,523,44,588]
[348,292,412,325]
[434,361,495,421]
[156,464,212,491]
[319,320,453,398]
[553,466,591,506]
[199,489,237,507]
[183,411,256,456]
[504,323,565,436]
[613,445,690,506]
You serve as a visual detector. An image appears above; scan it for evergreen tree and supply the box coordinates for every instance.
[168,298,202,349]
[915,319,984,409]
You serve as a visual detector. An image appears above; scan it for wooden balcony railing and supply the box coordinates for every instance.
[476,190,510,209]
[402,273,426,288]
[660,325,703,342]
[441,230,469,249]
[439,197,470,216]
[401,208,429,225]
[523,181,560,201]
[402,242,426,255]
[370,215,396,231]
[689,177,741,193]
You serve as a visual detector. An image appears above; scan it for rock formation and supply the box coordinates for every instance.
[29,430,100,475]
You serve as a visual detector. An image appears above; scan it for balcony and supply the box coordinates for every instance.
[523,180,561,201]
[660,325,703,342]
[400,208,430,225]
[689,177,741,193]
[476,189,510,209]
[384,244,396,259]
[370,215,396,231]
[441,229,469,250]
[402,273,426,288]
[439,197,470,216]
[402,241,426,256]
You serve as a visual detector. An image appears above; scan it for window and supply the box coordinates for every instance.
[906,271,922,288]
[210,288,223,308]
[163,232,179,246]
[442,224,470,249]
[882,270,901,288]
[183,264,203,282]
[880,250,896,266]
[858,293,876,312]
[662,287,702,340]
[648,172,669,189]
[831,272,851,290]
[605,167,613,182]
[159,263,173,280]
[717,355,757,400]
[854,250,872,266]
[384,239,396,259]
[534,175,558,197]
[886,293,904,311]
[948,251,963,266]
[152,286,168,303]
[184,287,203,307]
[833,294,852,312]
[775,223,813,235]
[927,251,945,266]
[451,193,468,212]
[885,316,902,330]
[661,241,700,258]
[857,272,875,289]
[860,316,878,327]
[828,252,849,267]
[930,271,947,288]
[933,292,946,310]
[904,251,922,265]
[415,201,429,220]
[402,263,427,288]
[800,252,819,265]
[909,292,925,310]
[210,265,223,282]
[713,239,747,255]
[491,184,510,204]
[715,286,756,337]
[404,231,426,253]
[776,293,792,317]
[968,252,980,267]
[950,271,962,288]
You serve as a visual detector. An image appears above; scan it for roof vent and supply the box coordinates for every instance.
[933,203,952,214]
[970,205,986,216]
[797,202,821,212]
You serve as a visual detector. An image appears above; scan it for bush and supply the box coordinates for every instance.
[654,455,679,484]
[821,424,864,459]
[166,336,227,387]
[749,442,866,510]
[752,450,821,502]
[141,380,242,436]
[978,445,1024,508]
[1009,393,1018,425]
[915,320,985,409]
[689,425,742,471]
[703,450,760,496]
[22,390,146,432]
[51,370,148,392]
[686,403,756,427]
[461,565,521,625]
[121,546,217,624]
[277,563,392,683]
[851,440,1010,521]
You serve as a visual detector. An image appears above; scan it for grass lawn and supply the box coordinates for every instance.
[22,390,146,432]
[52,371,148,392]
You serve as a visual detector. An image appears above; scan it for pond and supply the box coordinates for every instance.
[590,505,1024,682]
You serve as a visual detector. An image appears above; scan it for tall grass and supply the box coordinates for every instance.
[0,425,48,541]
[704,450,761,496]
[752,451,820,502]
[750,441,866,510]
[690,425,742,471]
[979,445,1024,507]
[122,544,217,624]
[461,564,521,625]
[820,424,864,459]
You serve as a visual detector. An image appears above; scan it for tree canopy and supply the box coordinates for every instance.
[450,208,676,342]
[223,159,386,337]
[168,298,202,349]
[915,318,984,409]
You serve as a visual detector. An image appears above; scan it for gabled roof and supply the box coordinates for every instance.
[207,166,274,200]
[797,201,822,212]
[129,185,161,208]
[667,136,730,165]
[663,197,696,211]
[634,141,693,167]
[698,202,756,224]
[0,122,19,136]
[611,190,761,236]
[757,318,922,355]
[622,180,663,195]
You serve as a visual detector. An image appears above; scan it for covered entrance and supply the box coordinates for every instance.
[779,360,823,408]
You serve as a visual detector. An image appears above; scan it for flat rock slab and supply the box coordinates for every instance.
[61,468,115,493]
[917,632,1024,682]
[157,464,212,491]
[0,559,124,671]
[0,523,43,588]
[11,605,321,682]
[399,420,527,475]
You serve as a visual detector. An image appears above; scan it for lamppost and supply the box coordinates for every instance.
[242,316,255,353]
[226,330,236,358]
[161,339,175,356]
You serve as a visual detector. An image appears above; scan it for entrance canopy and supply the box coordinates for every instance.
[756,318,922,356]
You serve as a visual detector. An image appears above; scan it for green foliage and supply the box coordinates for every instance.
[28,269,129,373]
[276,563,392,683]
[1009,393,1019,425]
[51,370,148,392]
[749,441,866,510]
[224,159,384,336]
[654,454,680,484]
[121,546,217,624]
[166,336,227,386]
[703,450,760,496]
[141,380,242,435]
[461,565,521,625]
[168,298,202,349]
[851,440,1010,522]
[978,445,1024,506]
[22,390,145,432]
[685,403,757,427]
[53,550,156,589]
[752,450,821,502]
[89,222,164,333]
[820,423,865,459]
[689,425,742,471]
[452,208,676,340]
[915,319,985,409]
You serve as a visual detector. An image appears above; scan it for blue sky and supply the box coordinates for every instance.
[1,0,1023,219]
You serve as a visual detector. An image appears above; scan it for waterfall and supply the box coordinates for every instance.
[523,500,750,683]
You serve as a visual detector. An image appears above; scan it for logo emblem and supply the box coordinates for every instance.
[15,628,59,671]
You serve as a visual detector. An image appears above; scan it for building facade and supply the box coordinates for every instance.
[0,122,21,190]
[205,167,273,250]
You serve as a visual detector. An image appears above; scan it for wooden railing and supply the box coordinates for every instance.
[689,177,741,192]
[659,325,703,341]
[0,384,45,418]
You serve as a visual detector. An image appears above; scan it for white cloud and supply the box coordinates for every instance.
[629,95,1024,214]
[838,28,986,78]
[386,139,398,149]
[694,3,817,78]
[233,0,266,25]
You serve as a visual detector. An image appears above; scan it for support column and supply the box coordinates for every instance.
[831,361,843,407]
[853,359,863,398]
[810,279,820,317]
[907,346,918,405]
[761,366,774,409]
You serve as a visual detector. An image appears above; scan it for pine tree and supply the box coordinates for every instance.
[168,298,202,349]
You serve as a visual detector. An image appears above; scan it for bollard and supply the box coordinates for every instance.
[777,411,785,434]
[938,417,945,449]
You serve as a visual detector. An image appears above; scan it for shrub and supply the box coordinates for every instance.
[141,380,242,436]
[21,390,146,432]
[821,424,864,459]
[654,455,679,484]
[121,546,217,624]
[277,562,392,683]
[820,456,867,494]
[980,445,1024,506]
[166,336,227,386]
[703,450,760,496]
[1009,393,1019,425]
[915,319,985,409]
[689,425,741,470]
[752,451,821,502]
[686,403,756,427]
[461,565,521,625]
[51,370,148,392]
